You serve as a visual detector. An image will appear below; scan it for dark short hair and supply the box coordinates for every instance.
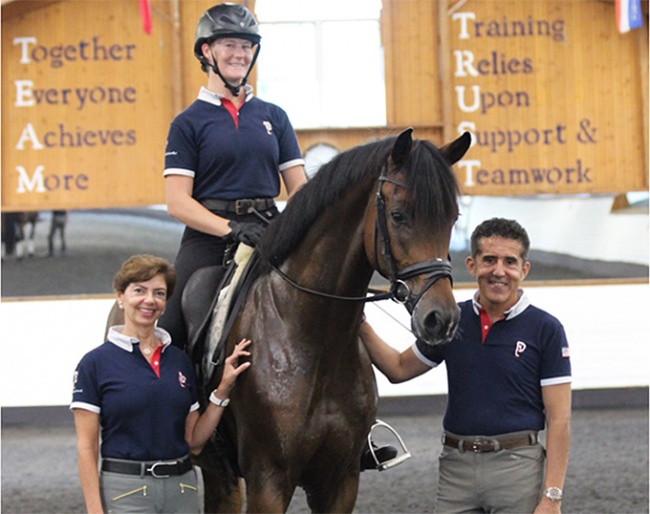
[113,254,176,297]
[470,218,530,261]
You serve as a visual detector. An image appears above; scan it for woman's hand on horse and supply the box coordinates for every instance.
[219,339,252,393]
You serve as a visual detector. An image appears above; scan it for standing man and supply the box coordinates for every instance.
[48,210,68,257]
[360,218,571,513]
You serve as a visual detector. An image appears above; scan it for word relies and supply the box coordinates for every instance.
[457,159,592,187]
[16,123,136,149]
[15,80,136,111]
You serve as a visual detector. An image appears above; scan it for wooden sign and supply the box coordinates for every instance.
[449,1,647,195]
[2,0,173,211]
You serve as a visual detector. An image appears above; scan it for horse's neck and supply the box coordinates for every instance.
[284,192,374,296]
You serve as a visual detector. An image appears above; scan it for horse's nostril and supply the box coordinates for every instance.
[423,310,444,339]
[423,310,459,342]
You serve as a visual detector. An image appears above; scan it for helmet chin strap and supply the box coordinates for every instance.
[208,44,261,97]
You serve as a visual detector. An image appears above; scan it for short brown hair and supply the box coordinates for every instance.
[470,218,530,261]
[113,254,176,297]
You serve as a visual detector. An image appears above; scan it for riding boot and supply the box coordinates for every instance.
[360,442,398,471]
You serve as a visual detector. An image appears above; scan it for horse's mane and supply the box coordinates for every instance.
[258,135,460,268]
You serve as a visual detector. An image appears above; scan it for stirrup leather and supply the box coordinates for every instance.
[366,419,412,471]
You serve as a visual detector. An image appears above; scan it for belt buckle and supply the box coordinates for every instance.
[147,460,176,478]
[235,199,255,215]
[471,438,493,452]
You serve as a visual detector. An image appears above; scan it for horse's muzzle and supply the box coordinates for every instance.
[411,304,460,346]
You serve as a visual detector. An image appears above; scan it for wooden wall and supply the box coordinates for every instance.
[382,0,648,196]
[2,0,647,212]
[2,0,176,211]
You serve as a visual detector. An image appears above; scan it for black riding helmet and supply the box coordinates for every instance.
[194,3,261,97]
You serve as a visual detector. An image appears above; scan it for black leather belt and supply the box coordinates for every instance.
[102,456,193,478]
[442,432,538,453]
[201,198,275,215]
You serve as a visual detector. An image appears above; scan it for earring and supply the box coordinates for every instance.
[118,302,123,310]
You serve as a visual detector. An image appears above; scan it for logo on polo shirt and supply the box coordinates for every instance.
[262,121,273,135]
[178,371,187,388]
[514,341,527,357]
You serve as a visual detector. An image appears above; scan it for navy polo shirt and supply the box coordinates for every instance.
[414,291,571,436]
[71,326,199,461]
[164,86,305,201]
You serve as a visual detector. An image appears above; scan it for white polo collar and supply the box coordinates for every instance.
[107,325,172,353]
[198,85,254,107]
[471,289,530,320]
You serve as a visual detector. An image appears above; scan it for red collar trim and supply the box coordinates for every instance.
[221,98,242,128]
[478,308,493,343]
[149,345,163,377]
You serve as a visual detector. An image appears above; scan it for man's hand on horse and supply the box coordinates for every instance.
[226,221,265,246]
[218,339,253,396]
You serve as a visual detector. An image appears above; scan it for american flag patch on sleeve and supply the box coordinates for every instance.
[562,347,571,358]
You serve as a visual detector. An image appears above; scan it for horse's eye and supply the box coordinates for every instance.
[390,211,407,225]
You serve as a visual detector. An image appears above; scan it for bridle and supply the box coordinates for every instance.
[266,164,454,312]
[372,165,453,313]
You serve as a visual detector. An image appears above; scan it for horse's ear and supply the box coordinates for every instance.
[391,127,414,167]
[439,132,471,166]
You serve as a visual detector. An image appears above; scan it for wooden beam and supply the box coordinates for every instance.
[438,0,453,144]
[1,0,61,19]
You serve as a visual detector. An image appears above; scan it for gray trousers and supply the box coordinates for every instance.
[100,468,199,513]
[435,436,545,514]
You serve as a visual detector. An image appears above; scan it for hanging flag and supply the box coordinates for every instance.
[616,0,643,34]
[140,0,152,35]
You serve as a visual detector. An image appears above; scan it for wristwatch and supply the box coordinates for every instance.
[543,487,563,502]
[209,391,230,407]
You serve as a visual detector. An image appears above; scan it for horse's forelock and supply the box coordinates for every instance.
[401,140,460,230]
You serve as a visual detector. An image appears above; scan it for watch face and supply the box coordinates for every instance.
[544,487,562,501]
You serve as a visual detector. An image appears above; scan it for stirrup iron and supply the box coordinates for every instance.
[367,419,411,471]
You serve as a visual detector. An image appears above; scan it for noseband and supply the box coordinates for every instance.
[373,167,453,313]
[266,164,453,308]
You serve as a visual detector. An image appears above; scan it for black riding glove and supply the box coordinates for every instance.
[226,220,265,246]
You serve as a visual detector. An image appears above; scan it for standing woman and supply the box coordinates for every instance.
[159,3,307,348]
[71,254,251,513]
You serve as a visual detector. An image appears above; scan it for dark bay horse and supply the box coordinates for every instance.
[201,129,471,513]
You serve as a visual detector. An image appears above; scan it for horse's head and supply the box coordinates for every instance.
[364,128,471,346]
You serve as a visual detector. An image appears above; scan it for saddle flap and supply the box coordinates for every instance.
[182,264,235,368]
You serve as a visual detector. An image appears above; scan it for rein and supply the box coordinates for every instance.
[260,162,453,310]
[268,263,395,303]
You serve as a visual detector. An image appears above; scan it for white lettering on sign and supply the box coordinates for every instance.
[13,36,136,68]
[15,123,137,149]
[10,33,143,207]
[15,123,44,150]
[450,10,597,192]
[16,165,89,193]
[14,80,137,110]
